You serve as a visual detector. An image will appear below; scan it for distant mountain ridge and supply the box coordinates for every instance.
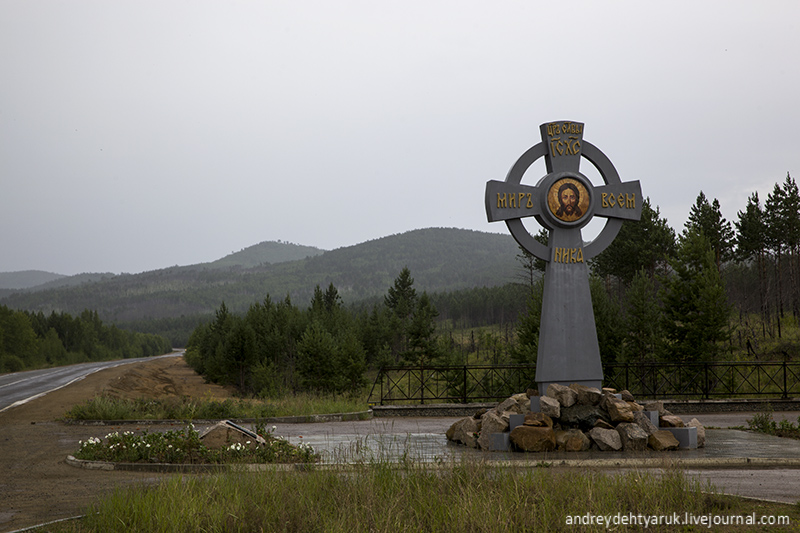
[200,241,324,269]
[0,228,520,322]
[0,270,66,290]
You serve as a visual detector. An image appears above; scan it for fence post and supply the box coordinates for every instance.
[625,363,629,392]
[652,365,658,399]
[784,361,789,399]
[704,363,709,400]
[420,366,424,405]
[463,366,467,404]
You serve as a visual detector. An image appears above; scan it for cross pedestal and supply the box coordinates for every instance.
[485,121,641,393]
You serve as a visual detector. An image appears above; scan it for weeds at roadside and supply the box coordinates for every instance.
[44,461,800,532]
[746,405,800,439]
[64,392,368,421]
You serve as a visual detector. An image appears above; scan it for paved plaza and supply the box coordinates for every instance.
[269,411,800,504]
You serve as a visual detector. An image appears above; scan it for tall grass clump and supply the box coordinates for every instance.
[72,461,723,532]
[64,392,368,421]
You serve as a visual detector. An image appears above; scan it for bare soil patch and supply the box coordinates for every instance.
[0,356,235,533]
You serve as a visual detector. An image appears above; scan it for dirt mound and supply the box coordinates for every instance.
[99,356,235,401]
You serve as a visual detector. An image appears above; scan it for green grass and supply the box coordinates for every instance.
[64,392,369,421]
[747,407,800,439]
[46,462,800,532]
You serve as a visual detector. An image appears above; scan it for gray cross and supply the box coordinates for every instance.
[485,120,641,393]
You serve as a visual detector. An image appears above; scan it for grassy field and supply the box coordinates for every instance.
[46,461,799,532]
[64,392,370,421]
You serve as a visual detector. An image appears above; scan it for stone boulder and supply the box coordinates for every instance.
[687,418,706,448]
[593,419,615,430]
[546,383,578,408]
[569,383,602,406]
[559,404,610,431]
[510,426,556,452]
[539,396,560,419]
[659,415,685,428]
[200,420,266,449]
[619,389,635,402]
[588,427,623,451]
[556,429,591,452]
[642,400,666,415]
[605,397,635,424]
[477,410,508,451]
[616,422,649,451]
[524,412,553,428]
[632,411,658,436]
[648,430,680,451]
[626,401,644,412]
[495,393,530,415]
[447,416,481,448]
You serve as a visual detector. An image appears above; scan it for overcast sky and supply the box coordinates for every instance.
[1,1,798,275]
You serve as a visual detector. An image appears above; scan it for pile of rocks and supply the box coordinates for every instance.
[446,384,705,453]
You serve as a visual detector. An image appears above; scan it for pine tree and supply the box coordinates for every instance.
[590,276,624,364]
[384,267,417,320]
[296,320,341,392]
[384,267,418,361]
[765,181,788,335]
[402,292,441,366]
[734,192,769,333]
[660,228,731,362]
[623,269,663,362]
[510,279,544,365]
[685,191,735,271]
[591,198,676,284]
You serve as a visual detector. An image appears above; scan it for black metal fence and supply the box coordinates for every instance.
[368,361,800,405]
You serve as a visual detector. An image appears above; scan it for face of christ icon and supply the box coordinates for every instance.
[548,179,588,222]
[557,183,581,219]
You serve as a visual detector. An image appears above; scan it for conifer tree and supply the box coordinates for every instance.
[734,192,769,331]
[510,279,544,365]
[685,191,735,271]
[384,267,418,361]
[623,269,663,362]
[402,292,441,366]
[660,228,730,362]
[591,198,676,284]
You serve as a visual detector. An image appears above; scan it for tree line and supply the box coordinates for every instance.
[0,305,173,372]
[184,268,450,396]
[518,173,800,365]
[184,173,800,396]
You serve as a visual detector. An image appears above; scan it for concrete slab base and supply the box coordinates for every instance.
[663,426,698,449]
[489,432,512,452]
[529,396,540,413]
[509,414,525,432]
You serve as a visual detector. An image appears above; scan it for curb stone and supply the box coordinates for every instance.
[65,455,317,473]
[65,454,800,473]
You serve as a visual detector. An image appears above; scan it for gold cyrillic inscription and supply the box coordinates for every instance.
[552,247,584,264]
[601,193,636,209]
[497,192,533,209]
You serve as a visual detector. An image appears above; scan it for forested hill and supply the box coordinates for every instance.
[0,228,521,322]
[199,240,324,269]
[0,270,66,290]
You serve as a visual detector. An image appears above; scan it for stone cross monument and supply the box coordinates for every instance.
[485,120,641,393]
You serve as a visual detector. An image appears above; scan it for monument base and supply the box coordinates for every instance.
[536,380,602,395]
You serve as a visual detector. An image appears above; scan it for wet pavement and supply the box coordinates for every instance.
[271,412,800,464]
[267,411,800,504]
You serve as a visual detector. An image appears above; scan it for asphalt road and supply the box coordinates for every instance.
[0,351,182,413]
